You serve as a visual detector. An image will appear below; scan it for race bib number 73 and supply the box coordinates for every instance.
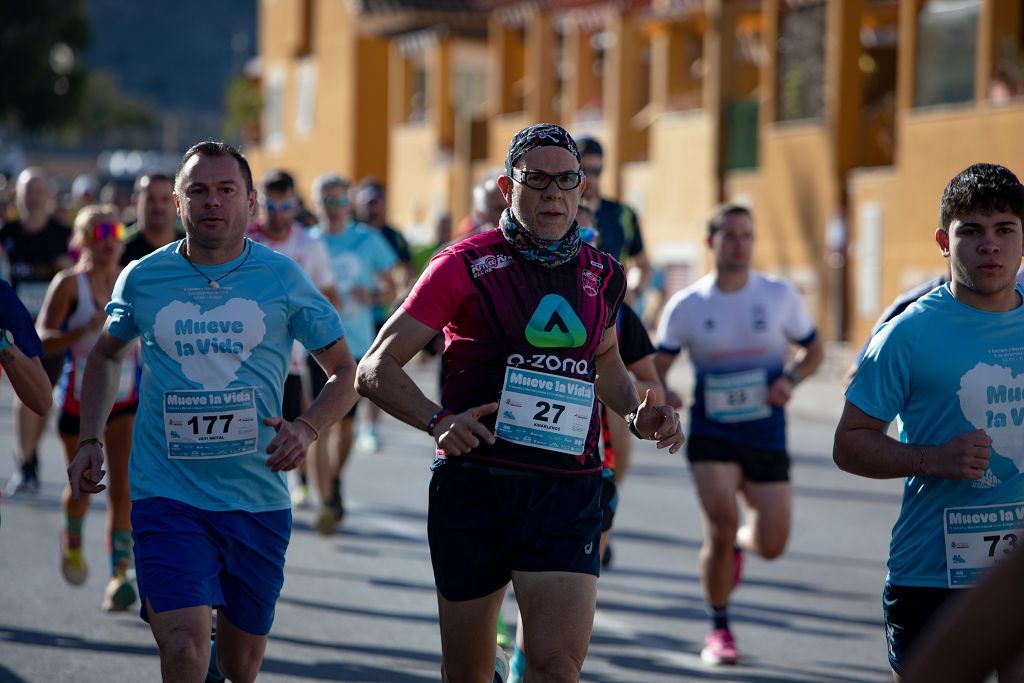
[943,501,1024,588]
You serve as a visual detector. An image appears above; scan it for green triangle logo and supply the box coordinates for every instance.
[526,294,587,348]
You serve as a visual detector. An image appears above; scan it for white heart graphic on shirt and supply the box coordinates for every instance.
[959,362,1024,470]
[154,298,267,389]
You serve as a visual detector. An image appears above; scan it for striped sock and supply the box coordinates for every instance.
[65,515,84,550]
[109,529,133,577]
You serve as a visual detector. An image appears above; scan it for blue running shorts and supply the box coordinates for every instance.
[427,463,603,601]
[131,497,291,636]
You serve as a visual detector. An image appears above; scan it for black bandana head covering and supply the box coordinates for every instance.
[505,123,581,174]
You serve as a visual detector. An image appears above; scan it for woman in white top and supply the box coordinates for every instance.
[37,203,139,612]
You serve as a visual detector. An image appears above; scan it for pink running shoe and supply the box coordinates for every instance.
[732,546,744,589]
[701,628,739,665]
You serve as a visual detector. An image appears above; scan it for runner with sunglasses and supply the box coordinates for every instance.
[307,172,397,534]
[36,204,141,611]
[357,123,683,682]
[249,169,339,516]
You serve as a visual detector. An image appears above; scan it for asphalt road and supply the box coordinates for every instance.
[0,359,903,682]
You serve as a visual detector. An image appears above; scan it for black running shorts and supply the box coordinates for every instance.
[427,463,603,601]
[58,404,137,436]
[306,354,358,418]
[282,373,304,422]
[686,434,790,483]
[881,582,956,675]
[600,467,617,533]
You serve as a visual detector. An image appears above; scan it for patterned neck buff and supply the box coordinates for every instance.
[499,208,580,268]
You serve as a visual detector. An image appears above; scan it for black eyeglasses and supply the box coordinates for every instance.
[511,168,584,191]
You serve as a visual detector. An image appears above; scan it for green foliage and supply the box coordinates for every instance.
[0,0,91,130]
[222,74,262,142]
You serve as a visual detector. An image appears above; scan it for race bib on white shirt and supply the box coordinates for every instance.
[943,501,1024,587]
[163,387,259,459]
[494,367,595,456]
[704,369,770,423]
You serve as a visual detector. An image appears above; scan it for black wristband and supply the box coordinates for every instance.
[77,437,104,452]
[626,411,644,439]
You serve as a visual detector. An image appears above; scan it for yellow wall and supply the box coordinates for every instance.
[728,123,838,337]
[847,166,918,346]
[637,110,719,261]
[388,122,451,240]
[249,1,388,200]
[488,112,531,169]
[847,102,1024,344]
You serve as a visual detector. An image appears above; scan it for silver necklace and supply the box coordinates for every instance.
[183,239,252,289]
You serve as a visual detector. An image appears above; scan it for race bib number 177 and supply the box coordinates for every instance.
[163,387,259,459]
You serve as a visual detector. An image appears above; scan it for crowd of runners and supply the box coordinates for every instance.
[1,124,1023,683]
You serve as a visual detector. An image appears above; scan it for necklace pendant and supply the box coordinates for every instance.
[209,281,220,289]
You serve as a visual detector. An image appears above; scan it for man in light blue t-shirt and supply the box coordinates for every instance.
[305,172,397,536]
[67,142,358,683]
[835,163,1024,681]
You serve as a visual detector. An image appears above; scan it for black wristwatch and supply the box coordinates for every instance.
[626,411,644,439]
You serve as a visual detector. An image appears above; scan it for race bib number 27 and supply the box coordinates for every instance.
[494,367,595,456]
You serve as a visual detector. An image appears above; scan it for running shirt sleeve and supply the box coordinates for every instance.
[281,262,345,352]
[654,290,689,355]
[401,249,471,331]
[305,238,336,291]
[623,205,644,257]
[617,303,654,366]
[780,280,817,345]
[370,231,399,274]
[0,279,44,357]
[845,320,910,423]
[853,276,946,366]
[106,262,141,341]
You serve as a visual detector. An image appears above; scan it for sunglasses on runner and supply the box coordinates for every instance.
[510,168,584,191]
[87,222,125,242]
[265,199,296,212]
[322,195,348,207]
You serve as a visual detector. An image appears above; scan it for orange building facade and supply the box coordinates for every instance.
[246,0,1024,342]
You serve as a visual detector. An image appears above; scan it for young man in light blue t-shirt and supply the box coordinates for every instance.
[68,142,358,683]
[835,163,1024,681]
